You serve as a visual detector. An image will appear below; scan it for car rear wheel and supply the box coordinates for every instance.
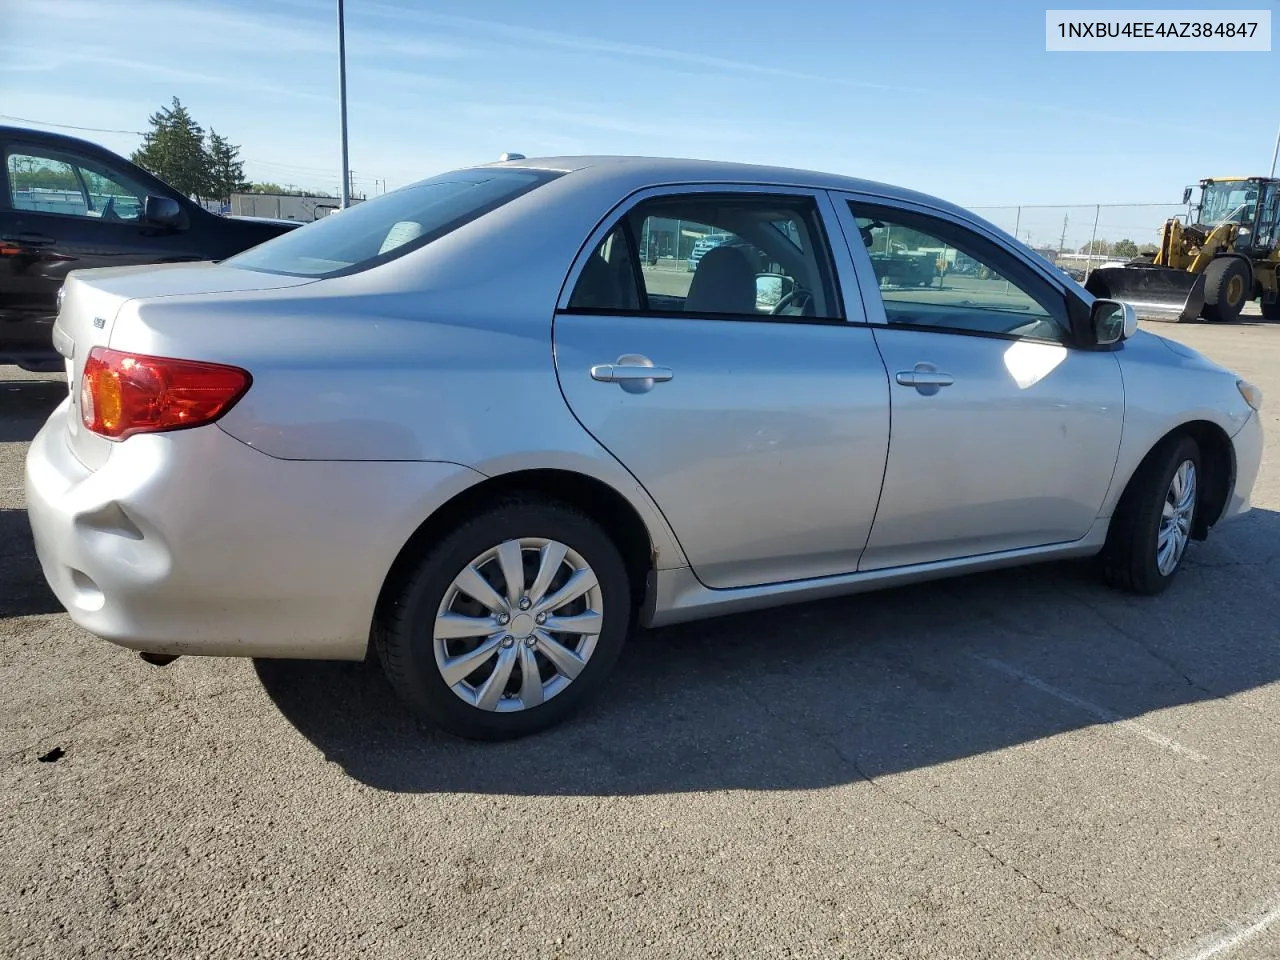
[375,497,632,740]
[1100,434,1201,595]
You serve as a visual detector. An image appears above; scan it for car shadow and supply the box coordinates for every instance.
[0,509,61,617]
[1,375,64,616]
[256,507,1280,796]
[0,376,65,444]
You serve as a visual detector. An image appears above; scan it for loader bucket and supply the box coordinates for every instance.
[1085,266,1206,323]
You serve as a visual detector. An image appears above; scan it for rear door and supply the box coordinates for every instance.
[552,184,891,590]
[0,136,205,324]
[830,192,1124,571]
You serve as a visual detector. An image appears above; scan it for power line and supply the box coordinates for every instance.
[0,113,144,136]
[0,112,378,182]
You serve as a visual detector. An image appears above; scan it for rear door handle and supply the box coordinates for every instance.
[2,233,56,247]
[895,370,954,387]
[590,354,673,394]
[591,364,674,383]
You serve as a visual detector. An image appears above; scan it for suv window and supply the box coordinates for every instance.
[7,148,149,222]
[568,193,842,321]
[850,202,1068,341]
[226,167,563,278]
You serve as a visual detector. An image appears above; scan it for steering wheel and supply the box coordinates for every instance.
[771,288,814,315]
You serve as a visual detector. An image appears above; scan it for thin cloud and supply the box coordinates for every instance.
[353,2,909,93]
[335,1,1202,136]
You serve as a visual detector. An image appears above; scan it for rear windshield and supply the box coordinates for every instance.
[225,167,563,278]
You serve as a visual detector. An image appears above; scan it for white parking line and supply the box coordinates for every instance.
[971,655,1207,762]
[1167,897,1280,960]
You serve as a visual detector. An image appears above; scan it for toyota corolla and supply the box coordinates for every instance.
[25,156,1264,740]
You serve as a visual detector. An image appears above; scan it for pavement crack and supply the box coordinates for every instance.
[832,738,1158,959]
[733,679,1157,959]
[102,827,122,914]
[1064,590,1214,696]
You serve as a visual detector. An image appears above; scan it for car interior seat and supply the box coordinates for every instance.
[684,245,757,315]
[569,238,641,311]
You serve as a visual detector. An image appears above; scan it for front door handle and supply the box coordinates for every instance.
[2,233,56,247]
[590,354,673,394]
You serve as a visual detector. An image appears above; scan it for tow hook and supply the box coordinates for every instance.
[139,652,180,667]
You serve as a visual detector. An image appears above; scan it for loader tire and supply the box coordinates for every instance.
[1261,298,1280,322]
[1202,258,1250,323]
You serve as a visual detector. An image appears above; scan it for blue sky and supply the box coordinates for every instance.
[2,0,1277,214]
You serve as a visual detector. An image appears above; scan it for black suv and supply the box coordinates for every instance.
[1,125,301,371]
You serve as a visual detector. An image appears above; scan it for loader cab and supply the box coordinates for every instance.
[1195,177,1279,257]
[1253,180,1280,257]
[1198,180,1249,225]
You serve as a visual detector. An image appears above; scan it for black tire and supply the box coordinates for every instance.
[1100,434,1201,595]
[1201,258,1251,323]
[374,497,632,741]
[1261,298,1280,322]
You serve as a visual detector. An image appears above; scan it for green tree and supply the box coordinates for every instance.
[130,97,213,200]
[244,182,335,198]
[8,155,80,192]
[1078,239,1112,256]
[1111,238,1139,259]
[205,129,249,204]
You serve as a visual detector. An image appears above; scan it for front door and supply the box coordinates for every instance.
[553,186,890,589]
[833,194,1125,571]
[0,139,202,324]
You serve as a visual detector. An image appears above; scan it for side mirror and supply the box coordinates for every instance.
[755,273,790,310]
[1182,186,1194,205]
[1091,298,1137,345]
[142,195,183,228]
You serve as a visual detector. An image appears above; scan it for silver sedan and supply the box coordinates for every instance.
[25,156,1264,740]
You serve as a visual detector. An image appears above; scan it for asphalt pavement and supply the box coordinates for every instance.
[2,316,1279,959]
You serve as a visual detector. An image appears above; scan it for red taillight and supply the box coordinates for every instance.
[80,347,251,440]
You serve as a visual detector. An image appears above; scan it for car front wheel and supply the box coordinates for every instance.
[1100,434,1201,595]
[375,497,632,740]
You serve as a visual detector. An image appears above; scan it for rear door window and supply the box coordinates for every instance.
[568,192,843,321]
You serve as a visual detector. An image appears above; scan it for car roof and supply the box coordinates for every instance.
[473,154,976,221]
[0,124,118,154]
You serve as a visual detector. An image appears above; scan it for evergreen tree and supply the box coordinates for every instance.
[205,129,249,203]
[130,97,214,200]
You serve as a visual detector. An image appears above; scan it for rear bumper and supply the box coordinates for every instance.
[25,403,482,659]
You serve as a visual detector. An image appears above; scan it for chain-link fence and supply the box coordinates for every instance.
[969,203,1190,281]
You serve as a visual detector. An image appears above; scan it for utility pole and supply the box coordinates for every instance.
[337,0,351,209]
[1058,214,1068,256]
[1270,121,1279,178]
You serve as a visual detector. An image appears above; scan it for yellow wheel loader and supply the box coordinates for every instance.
[1086,176,1280,323]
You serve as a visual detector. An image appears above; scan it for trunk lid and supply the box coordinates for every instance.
[53,263,316,469]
